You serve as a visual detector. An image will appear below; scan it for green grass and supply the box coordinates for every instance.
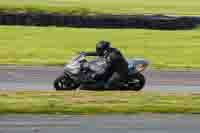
[0,90,199,114]
[0,0,200,15]
[1,26,200,69]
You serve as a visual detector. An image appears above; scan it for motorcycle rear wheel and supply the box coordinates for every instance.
[128,73,146,91]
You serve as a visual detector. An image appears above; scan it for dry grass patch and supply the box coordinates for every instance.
[0,90,199,114]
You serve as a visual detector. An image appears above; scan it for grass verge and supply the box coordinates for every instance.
[0,90,199,114]
[0,0,200,15]
[1,26,200,69]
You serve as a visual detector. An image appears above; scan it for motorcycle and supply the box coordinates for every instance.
[54,53,149,91]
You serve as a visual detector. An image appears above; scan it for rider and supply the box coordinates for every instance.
[83,40,129,89]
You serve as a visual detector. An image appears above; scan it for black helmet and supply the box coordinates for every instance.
[96,40,111,56]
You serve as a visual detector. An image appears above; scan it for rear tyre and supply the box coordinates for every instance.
[128,73,146,91]
[54,74,78,91]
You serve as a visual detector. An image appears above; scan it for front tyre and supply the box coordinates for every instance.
[54,74,77,91]
[128,73,146,91]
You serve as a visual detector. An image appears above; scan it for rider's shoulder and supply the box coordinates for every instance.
[111,48,121,54]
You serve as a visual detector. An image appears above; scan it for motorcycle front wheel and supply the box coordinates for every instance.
[128,73,146,91]
[54,74,78,91]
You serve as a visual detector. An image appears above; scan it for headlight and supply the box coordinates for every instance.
[135,64,146,72]
[70,69,80,74]
[64,66,80,74]
[66,68,79,74]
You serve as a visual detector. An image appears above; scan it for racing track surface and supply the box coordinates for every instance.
[0,114,200,133]
[0,65,200,92]
[1,66,200,133]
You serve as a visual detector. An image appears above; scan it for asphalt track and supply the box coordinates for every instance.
[0,65,200,92]
[1,66,200,133]
[0,114,200,133]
